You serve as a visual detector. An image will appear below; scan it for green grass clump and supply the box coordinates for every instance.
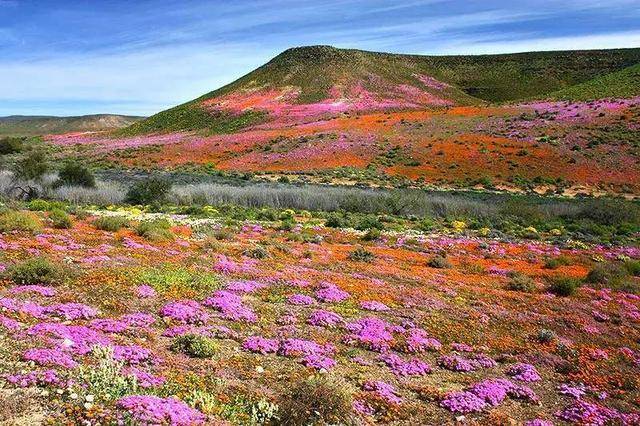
[347,246,375,263]
[94,216,129,232]
[548,276,581,297]
[508,272,536,292]
[9,257,64,285]
[48,208,73,229]
[135,264,222,296]
[427,255,451,269]
[585,262,636,293]
[171,334,218,358]
[0,209,42,234]
[135,219,174,241]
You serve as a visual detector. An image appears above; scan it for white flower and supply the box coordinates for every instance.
[69,392,78,399]
[84,402,93,410]
[85,394,94,402]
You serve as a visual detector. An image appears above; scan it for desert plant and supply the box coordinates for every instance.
[361,228,381,241]
[135,218,174,241]
[243,245,269,259]
[171,334,218,358]
[537,329,556,343]
[77,346,138,402]
[0,136,24,155]
[427,255,451,269]
[508,272,536,292]
[0,209,42,233]
[94,215,129,232]
[624,260,640,277]
[126,177,172,205]
[348,246,375,263]
[9,256,63,285]
[543,256,571,269]
[48,208,72,229]
[277,375,357,426]
[585,262,633,291]
[56,161,96,188]
[548,276,581,297]
[12,149,49,182]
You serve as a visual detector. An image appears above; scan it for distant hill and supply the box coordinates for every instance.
[0,114,145,136]
[549,63,640,101]
[123,45,640,135]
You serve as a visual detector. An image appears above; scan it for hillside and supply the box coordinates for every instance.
[549,63,640,101]
[0,114,144,136]
[123,45,640,135]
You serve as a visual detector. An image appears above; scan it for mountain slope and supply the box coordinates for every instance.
[549,63,640,101]
[0,114,144,136]
[123,45,640,135]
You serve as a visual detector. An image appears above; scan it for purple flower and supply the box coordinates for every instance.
[440,391,487,413]
[226,280,267,293]
[242,336,279,354]
[362,380,402,405]
[360,300,390,311]
[10,285,56,297]
[302,354,337,371]
[524,420,553,426]
[0,315,21,333]
[344,317,394,352]
[116,395,205,425]
[113,345,154,365]
[5,369,65,388]
[278,338,334,357]
[379,353,431,376]
[136,285,157,298]
[315,283,350,303]
[124,368,166,388]
[27,323,110,355]
[160,300,209,324]
[438,355,476,372]
[203,290,257,323]
[23,348,77,368]
[307,309,343,327]
[507,363,541,382]
[44,303,99,320]
[402,328,441,353]
[469,379,514,406]
[555,399,621,425]
[288,294,316,305]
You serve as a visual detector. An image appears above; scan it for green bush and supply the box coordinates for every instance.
[548,276,581,297]
[0,136,24,155]
[427,255,451,269]
[361,228,381,241]
[325,213,346,228]
[508,272,536,292]
[171,334,218,358]
[125,177,172,205]
[0,210,42,234]
[12,149,49,181]
[9,257,63,285]
[347,246,375,263]
[27,199,51,211]
[48,208,72,229]
[278,376,357,426]
[623,260,640,277]
[56,161,96,188]
[543,256,571,270]
[355,215,383,231]
[135,219,174,241]
[94,216,129,232]
[585,262,634,291]
[243,245,269,259]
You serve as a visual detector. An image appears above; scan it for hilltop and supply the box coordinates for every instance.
[123,45,640,135]
[0,114,144,136]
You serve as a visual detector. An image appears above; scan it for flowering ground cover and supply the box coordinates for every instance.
[0,204,638,424]
[47,94,640,195]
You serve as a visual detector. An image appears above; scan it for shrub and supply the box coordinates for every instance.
[0,136,24,155]
[548,276,581,297]
[56,161,96,188]
[0,210,42,234]
[543,256,571,270]
[243,245,269,259]
[13,149,49,182]
[427,256,451,269]
[94,216,129,232]
[27,199,50,211]
[125,177,172,205]
[325,213,346,228]
[585,262,633,291]
[537,329,556,343]
[171,334,218,358]
[508,272,536,292]
[348,247,375,263]
[362,228,381,241]
[48,208,72,229]
[278,376,357,426]
[135,219,174,241]
[355,215,383,231]
[9,257,63,285]
[624,260,640,277]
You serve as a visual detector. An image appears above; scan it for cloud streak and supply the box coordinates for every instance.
[0,0,638,115]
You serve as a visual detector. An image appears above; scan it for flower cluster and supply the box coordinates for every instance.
[159,300,209,324]
[307,309,343,327]
[344,317,394,352]
[116,395,205,425]
[315,282,350,303]
[507,363,541,382]
[379,353,431,376]
[203,290,257,323]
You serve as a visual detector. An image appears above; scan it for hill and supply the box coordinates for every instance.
[549,63,640,101]
[123,45,640,135]
[0,114,144,136]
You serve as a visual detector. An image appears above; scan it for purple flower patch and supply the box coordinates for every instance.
[160,300,209,324]
[116,395,205,425]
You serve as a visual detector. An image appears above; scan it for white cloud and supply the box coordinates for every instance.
[0,42,277,115]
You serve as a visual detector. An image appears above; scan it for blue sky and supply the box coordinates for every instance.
[1,0,639,116]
